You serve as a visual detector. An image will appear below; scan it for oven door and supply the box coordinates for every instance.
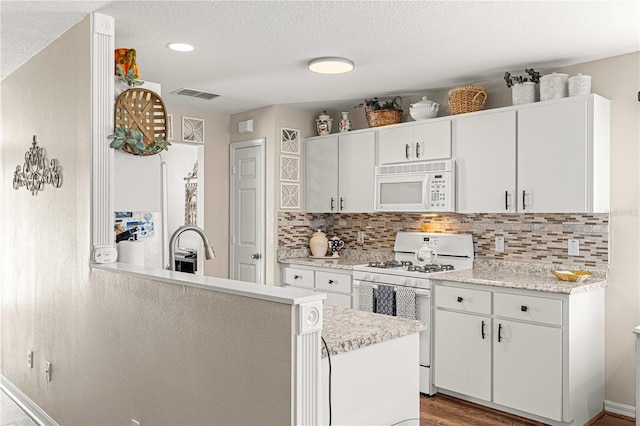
[374,173,429,212]
[416,288,435,395]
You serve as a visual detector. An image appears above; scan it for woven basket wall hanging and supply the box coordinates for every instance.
[114,88,167,156]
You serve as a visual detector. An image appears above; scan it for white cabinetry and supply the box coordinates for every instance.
[281,264,353,308]
[454,95,610,213]
[378,120,451,165]
[433,281,604,425]
[306,131,375,213]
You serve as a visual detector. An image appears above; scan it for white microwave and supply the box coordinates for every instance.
[374,160,455,212]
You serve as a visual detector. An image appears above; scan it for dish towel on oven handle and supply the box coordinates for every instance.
[395,286,417,320]
[358,282,375,312]
[375,284,396,316]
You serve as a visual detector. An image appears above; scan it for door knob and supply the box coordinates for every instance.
[251,253,261,260]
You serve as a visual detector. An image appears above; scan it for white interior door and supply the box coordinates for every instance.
[230,139,265,283]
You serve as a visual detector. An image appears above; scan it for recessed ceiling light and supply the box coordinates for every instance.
[308,57,354,75]
[167,42,194,52]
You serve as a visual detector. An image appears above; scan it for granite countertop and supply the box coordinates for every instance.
[321,305,426,357]
[279,256,364,270]
[431,260,608,295]
[278,248,393,271]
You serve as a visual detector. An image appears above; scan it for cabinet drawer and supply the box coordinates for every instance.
[494,293,562,326]
[315,271,351,294]
[320,291,352,308]
[282,267,314,289]
[435,285,491,315]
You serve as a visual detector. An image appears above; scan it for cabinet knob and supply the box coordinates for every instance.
[328,279,335,284]
[457,296,463,303]
[521,305,528,312]
[294,275,302,280]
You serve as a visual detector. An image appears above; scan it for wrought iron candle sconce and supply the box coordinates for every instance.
[13,135,62,196]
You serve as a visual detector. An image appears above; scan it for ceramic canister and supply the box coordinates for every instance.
[568,73,592,97]
[338,112,352,132]
[540,73,569,101]
[511,82,538,105]
[316,111,332,136]
[309,230,328,257]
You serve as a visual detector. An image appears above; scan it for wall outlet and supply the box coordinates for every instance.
[495,236,505,253]
[568,239,580,256]
[27,349,33,369]
[357,231,365,244]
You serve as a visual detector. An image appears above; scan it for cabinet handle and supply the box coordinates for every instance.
[340,197,344,211]
[405,143,410,159]
[328,279,335,284]
[498,323,503,343]
[522,191,527,210]
[521,305,528,312]
[294,275,302,280]
[481,320,486,340]
[416,142,421,158]
[330,197,335,211]
[505,191,509,210]
[457,296,463,303]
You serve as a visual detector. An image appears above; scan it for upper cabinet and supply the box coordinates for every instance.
[306,131,376,213]
[378,120,451,165]
[454,95,610,213]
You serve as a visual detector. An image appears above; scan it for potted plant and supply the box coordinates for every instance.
[356,96,403,128]
[108,127,171,156]
[504,68,540,105]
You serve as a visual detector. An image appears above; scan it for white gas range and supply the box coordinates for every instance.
[352,232,474,395]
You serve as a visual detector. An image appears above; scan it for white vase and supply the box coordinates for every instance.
[309,230,328,257]
[511,82,538,105]
[338,112,352,132]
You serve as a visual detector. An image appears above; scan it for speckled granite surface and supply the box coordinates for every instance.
[321,305,426,358]
[279,256,364,270]
[432,260,608,294]
[278,248,393,265]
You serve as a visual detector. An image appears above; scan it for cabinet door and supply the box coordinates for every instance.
[434,309,491,401]
[377,126,414,164]
[517,99,587,212]
[338,132,376,212]
[455,111,517,213]
[493,319,562,421]
[306,136,338,212]
[413,120,451,161]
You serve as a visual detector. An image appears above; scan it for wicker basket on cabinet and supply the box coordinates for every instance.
[448,85,487,115]
[365,108,403,127]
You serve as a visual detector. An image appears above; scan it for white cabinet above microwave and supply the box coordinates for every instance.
[377,119,451,165]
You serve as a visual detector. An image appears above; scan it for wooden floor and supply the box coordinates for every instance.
[420,394,635,426]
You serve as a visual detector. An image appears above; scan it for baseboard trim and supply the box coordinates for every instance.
[604,400,635,419]
[0,374,58,426]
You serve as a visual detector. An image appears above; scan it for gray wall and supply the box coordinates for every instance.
[0,17,292,424]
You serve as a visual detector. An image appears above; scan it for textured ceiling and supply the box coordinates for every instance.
[2,1,639,114]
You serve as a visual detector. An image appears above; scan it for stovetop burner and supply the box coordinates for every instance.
[365,262,455,273]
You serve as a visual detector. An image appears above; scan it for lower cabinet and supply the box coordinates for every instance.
[281,264,353,308]
[433,281,604,425]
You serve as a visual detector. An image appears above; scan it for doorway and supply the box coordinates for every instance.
[229,139,265,283]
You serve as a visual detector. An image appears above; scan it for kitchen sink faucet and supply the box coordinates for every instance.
[166,225,215,270]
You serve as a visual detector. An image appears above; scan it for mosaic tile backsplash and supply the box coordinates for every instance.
[278,212,609,268]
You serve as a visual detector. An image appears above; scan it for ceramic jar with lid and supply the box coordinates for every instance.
[409,96,439,120]
[316,111,332,136]
[540,72,569,101]
[309,230,328,257]
[328,236,345,257]
[568,73,591,97]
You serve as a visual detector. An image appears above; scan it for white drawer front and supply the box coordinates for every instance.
[321,291,352,308]
[435,285,491,315]
[283,267,314,289]
[494,293,562,326]
[315,271,351,294]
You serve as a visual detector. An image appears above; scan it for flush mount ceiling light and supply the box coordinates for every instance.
[166,42,194,52]
[307,57,354,75]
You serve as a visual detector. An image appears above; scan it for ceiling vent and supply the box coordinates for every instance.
[170,87,220,100]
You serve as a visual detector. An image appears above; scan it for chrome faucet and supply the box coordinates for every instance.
[166,225,215,271]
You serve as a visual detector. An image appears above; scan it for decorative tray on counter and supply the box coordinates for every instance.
[551,270,592,282]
